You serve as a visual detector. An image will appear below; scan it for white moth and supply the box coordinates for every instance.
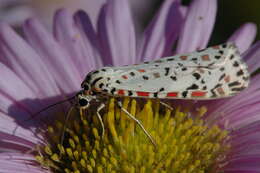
[78,42,249,104]
[73,42,249,146]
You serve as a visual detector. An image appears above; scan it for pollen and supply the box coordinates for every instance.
[36,98,230,172]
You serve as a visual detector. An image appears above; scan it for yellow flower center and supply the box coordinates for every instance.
[36,98,230,173]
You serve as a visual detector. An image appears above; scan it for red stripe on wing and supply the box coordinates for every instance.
[136,91,150,97]
[167,92,178,97]
[191,91,207,97]
[117,90,125,96]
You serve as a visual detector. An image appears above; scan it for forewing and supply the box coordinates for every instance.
[99,42,249,99]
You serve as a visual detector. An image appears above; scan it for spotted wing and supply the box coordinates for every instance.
[94,43,250,99]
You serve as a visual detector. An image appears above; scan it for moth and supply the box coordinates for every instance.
[76,42,249,145]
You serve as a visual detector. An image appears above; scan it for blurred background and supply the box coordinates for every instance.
[146,0,260,44]
[0,0,259,44]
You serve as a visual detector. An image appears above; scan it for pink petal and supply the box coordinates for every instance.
[54,9,101,78]
[74,10,103,68]
[0,22,61,99]
[242,41,260,74]
[0,63,43,118]
[224,122,260,172]
[228,23,257,54]
[23,18,81,94]
[98,0,136,66]
[137,0,186,61]
[0,112,42,145]
[176,0,217,53]
[0,152,47,173]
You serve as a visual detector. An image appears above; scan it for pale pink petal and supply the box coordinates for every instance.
[74,10,103,68]
[0,112,42,145]
[176,0,217,53]
[242,41,260,73]
[0,152,47,173]
[0,22,61,99]
[228,23,257,54]
[137,0,186,61]
[98,0,136,66]
[54,9,102,78]
[23,18,81,93]
[0,63,43,118]
[224,121,260,172]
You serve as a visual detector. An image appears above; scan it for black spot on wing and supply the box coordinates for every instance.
[210,83,222,97]
[182,67,187,71]
[193,73,201,80]
[219,73,226,81]
[219,50,224,54]
[233,61,239,67]
[170,76,177,81]
[230,55,235,60]
[186,84,199,90]
[228,81,241,87]
[128,91,133,96]
[231,86,246,92]
[167,58,174,61]
[214,83,222,89]
[178,63,184,67]
[210,89,217,97]
[215,56,221,59]
[143,76,149,80]
[182,91,188,98]
[159,88,165,92]
[165,68,170,76]
[111,88,116,95]
[130,72,135,76]
[237,70,244,76]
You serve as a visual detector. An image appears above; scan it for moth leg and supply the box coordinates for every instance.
[97,103,105,138]
[117,101,157,147]
[159,101,173,110]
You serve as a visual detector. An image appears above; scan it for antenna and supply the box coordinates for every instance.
[25,96,75,122]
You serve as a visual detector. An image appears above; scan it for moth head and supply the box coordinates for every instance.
[76,91,92,109]
[81,82,91,94]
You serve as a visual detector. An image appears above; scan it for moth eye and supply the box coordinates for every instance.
[79,98,89,107]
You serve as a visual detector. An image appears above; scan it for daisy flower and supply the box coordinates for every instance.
[0,0,259,172]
